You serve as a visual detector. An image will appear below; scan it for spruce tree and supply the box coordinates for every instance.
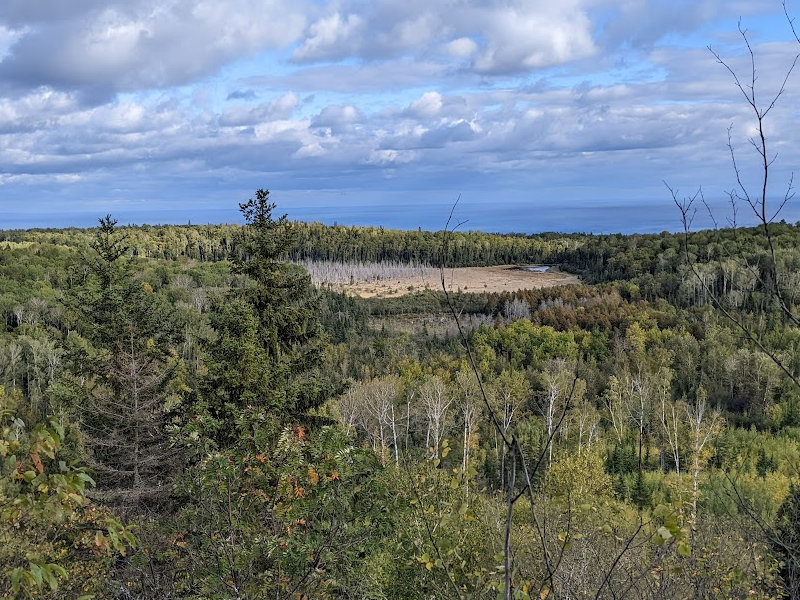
[72,216,182,508]
[200,189,329,440]
[178,192,386,599]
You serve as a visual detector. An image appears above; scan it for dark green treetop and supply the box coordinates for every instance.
[200,190,331,441]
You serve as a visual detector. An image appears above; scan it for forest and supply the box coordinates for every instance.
[2,189,800,599]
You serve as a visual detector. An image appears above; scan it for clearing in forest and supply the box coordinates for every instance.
[302,261,580,297]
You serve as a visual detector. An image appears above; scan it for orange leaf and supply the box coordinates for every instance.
[308,468,319,485]
[30,452,44,474]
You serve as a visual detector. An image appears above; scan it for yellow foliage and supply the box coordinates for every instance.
[547,451,613,500]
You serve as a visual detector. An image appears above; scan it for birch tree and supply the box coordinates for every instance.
[453,369,481,477]
[538,359,582,467]
[419,375,451,459]
[685,387,721,528]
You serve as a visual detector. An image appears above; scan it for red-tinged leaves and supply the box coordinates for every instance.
[31,452,44,474]
[308,467,319,486]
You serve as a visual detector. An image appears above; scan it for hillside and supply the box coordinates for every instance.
[1,208,800,599]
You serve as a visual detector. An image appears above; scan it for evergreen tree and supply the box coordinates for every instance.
[178,192,387,598]
[201,190,329,435]
[72,216,183,507]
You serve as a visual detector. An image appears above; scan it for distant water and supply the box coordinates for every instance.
[277,199,800,235]
[5,199,800,235]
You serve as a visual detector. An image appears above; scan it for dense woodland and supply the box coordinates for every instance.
[2,191,800,599]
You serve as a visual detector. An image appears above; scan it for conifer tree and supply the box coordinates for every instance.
[178,192,386,599]
[200,189,329,437]
[72,216,182,507]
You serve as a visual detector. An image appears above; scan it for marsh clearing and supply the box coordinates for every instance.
[301,261,580,297]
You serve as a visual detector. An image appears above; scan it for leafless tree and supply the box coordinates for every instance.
[670,8,800,595]
[670,12,800,390]
[503,297,531,322]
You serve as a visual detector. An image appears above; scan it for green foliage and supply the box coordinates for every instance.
[174,193,389,598]
[548,451,613,500]
[209,190,330,421]
[68,216,184,503]
[177,417,390,599]
[0,386,135,599]
[6,212,800,598]
[473,320,577,372]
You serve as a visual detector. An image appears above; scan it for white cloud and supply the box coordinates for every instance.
[0,0,308,96]
[220,92,300,127]
[311,104,362,132]
[1,0,799,231]
[367,148,417,165]
[292,12,364,62]
[471,2,597,73]
[407,92,443,119]
[446,37,478,59]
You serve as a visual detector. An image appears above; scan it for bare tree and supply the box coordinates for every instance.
[337,376,403,464]
[538,359,583,468]
[670,14,800,391]
[671,10,800,594]
[658,394,684,476]
[503,297,531,322]
[453,369,481,483]
[491,369,529,490]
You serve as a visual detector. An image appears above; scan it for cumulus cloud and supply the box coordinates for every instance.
[470,2,596,73]
[311,104,362,132]
[292,12,364,62]
[407,92,443,119]
[2,0,799,229]
[446,37,478,59]
[289,0,598,73]
[219,92,299,127]
[0,0,307,97]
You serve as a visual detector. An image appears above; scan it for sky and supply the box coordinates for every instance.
[1,0,800,234]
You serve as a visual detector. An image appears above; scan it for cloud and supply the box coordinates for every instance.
[406,92,443,119]
[0,0,307,97]
[446,37,478,59]
[1,0,799,232]
[597,0,722,48]
[288,0,598,74]
[292,12,364,62]
[219,92,299,127]
[248,59,453,93]
[227,89,258,100]
[470,2,597,73]
[311,104,362,133]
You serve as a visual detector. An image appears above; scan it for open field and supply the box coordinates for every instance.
[301,261,580,297]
